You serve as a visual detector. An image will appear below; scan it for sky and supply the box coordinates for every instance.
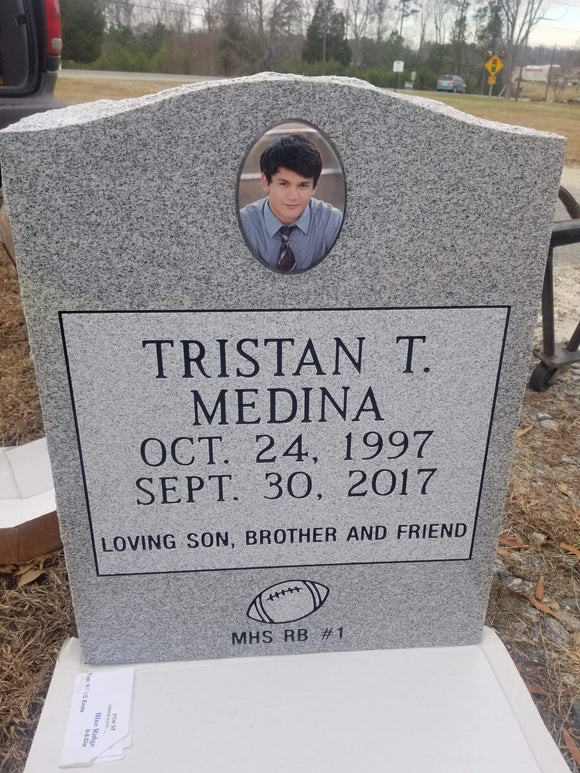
[397,0,580,52]
[527,0,580,48]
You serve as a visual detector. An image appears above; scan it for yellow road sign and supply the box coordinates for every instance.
[488,75,497,85]
[485,56,503,75]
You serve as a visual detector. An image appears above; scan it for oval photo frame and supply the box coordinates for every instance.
[237,121,346,274]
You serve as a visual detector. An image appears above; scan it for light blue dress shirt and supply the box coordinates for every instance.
[239,197,343,271]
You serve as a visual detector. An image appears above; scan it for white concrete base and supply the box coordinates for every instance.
[25,627,570,772]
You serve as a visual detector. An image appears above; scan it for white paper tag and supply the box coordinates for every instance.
[59,668,134,767]
[94,729,133,764]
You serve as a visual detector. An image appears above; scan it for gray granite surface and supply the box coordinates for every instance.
[0,74,565,663]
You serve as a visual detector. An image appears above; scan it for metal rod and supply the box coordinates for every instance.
[565,320,580,353]
[550,219,580,247]
[541,247,555,357]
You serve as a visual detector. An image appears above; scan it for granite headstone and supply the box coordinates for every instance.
[1,74,565,663]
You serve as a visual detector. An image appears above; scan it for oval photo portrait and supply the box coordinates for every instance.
[238,122,346,274]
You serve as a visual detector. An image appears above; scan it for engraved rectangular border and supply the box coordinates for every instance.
[59,305,510,577]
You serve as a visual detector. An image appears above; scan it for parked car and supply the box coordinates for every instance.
[0,0,65,131]
[436,75,466,93]
[0,0,66,260]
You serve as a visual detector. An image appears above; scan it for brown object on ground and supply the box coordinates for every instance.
[0,511,62,565]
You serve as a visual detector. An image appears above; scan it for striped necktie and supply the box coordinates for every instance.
[278,225,297,272]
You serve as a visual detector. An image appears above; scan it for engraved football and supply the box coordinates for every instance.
[247,580,329,624]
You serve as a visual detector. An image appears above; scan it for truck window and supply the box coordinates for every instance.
[0,0,35,92]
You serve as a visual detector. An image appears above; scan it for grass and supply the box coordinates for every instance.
[55,77,188,104]
[410,91,580,165]
[55,74,580,165]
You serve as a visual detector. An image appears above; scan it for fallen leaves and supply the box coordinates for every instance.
[528,595,564,622]
[517,424,533,437]
[561,544,580,559]
[535,575,545,600]
[563,729,580,766]
[516,661,550,698]
[525,682,549,696]
[498,535,527,549]
[16,568,44,588]
[6,553,54,587]
[516,659,543,673]
[558,484,575,498]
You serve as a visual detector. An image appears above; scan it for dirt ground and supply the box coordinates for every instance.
[487,371,580,770]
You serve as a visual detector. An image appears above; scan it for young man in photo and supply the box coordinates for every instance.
[239,134,343,272]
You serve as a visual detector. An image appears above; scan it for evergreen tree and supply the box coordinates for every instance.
[60,0,104,63]
[303,0,351,66]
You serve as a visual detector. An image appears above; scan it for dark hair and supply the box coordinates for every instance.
[260,134,323,186]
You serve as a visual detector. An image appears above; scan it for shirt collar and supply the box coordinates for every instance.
[264,199,312,237]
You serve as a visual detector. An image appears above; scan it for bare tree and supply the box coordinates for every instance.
[415,0,447,49]
[264,0,303,65]
[301,0,320,30]
[417,0,430,51]
[102,0,135,27]
[269,0,303,38]
[247,0,267,38]
[346,0,372,63]
[236,0,302,67]
[201,0,224,33]
[200,0,223,72]
[497,0,548,97]
[152,0,188,30]
[448,0,469,71]
[551,73,565,102]
[371,0,390,42]
[431,0,453,44]
[396,0,419,40]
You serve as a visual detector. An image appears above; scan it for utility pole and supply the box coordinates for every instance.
[395,0,407,92]
[485,50,492,97]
